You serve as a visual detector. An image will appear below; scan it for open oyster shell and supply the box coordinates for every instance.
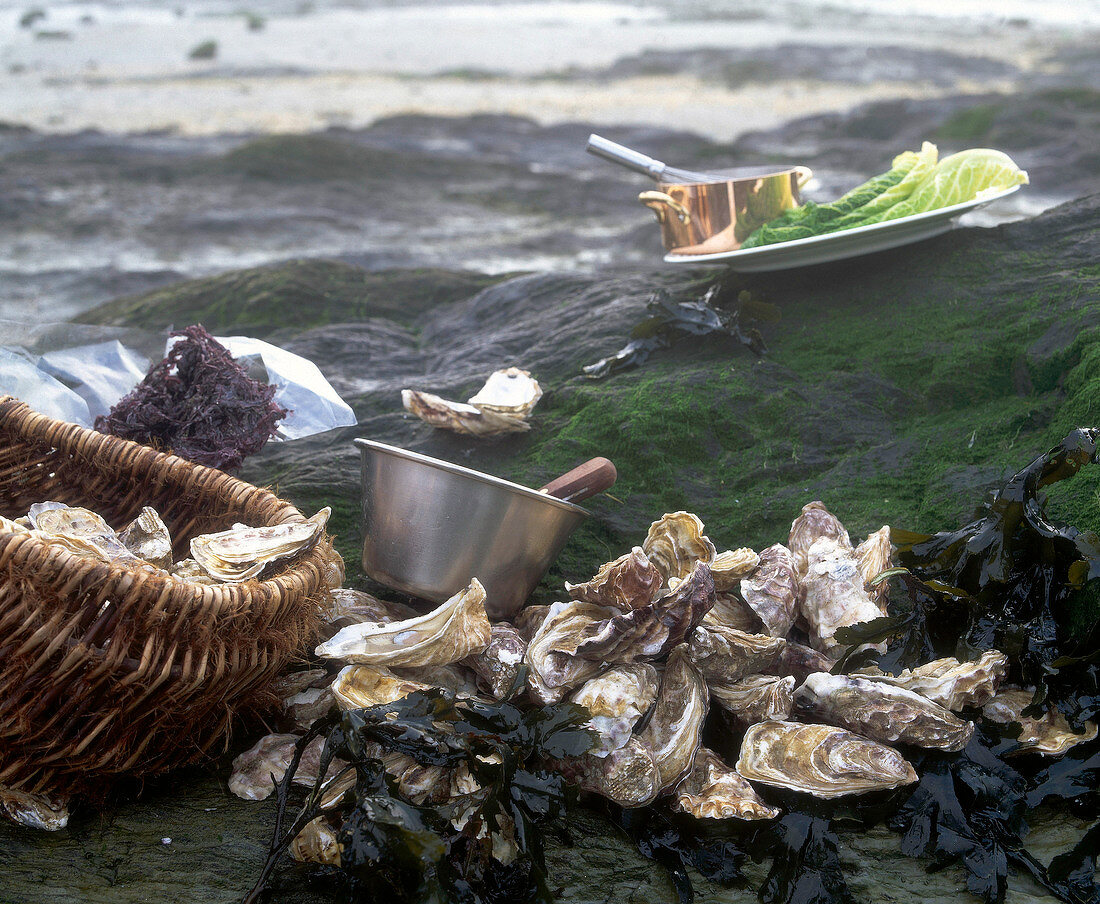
[638,646,709,794]
[739,543,800,638]
[191,507,329,583]
[524,601,611,704]
[572,562,715,663]
[290,816,343,866]
[565,546,663,610]
[982,688,1098,756]
[331,664,429,710]
[0,785,70,831]
[642,512,717,582]
[672,747,779,821]
[118,506,173,569]
[463,623,527,700]
[795,672,974,752]
[402,389,531,436]
[788,501,853,575]
[854,526,893,614]
[799,535,885,657]
[315,578,491,668]
[570,663,659,757]
[29,503,139,564]
[711,674,796,728]
[710,548,760,592]
[688,624,785,687]
[736,720,918,798]
[854,650,1008,712]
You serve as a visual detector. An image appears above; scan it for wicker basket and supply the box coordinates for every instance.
[0,396,331,799]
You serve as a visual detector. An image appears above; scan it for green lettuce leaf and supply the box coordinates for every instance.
[880,148,1028,221]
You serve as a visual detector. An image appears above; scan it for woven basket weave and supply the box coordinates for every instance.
[0,396,330,798]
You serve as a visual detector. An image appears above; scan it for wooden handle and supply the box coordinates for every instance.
[539,457,617,505]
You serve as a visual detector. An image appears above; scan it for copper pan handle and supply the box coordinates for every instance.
[638,190,691,225]
[794,166,814,189]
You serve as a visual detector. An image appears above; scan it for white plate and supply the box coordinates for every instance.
[663,185,1022,272]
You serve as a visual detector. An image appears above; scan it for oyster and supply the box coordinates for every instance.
[466,367,543,417]
[0,785,70,831]
[638,646,709,793]
[315,578,491,668]
[169,557,222,585]
[739,543,799,637]
[765,640,836,684]
[272,667,332,700]
[565,546,662,610]
[795,672,974,752]
[672,747,779,821]
[854,650,1008,712]
[464,623,527,700]
[29,503,138,563]
[573,562,715,663]
[710,547,760,591]
[190,507,329,583]
[642,512,717,582]
[118,506,173,569]
[553,736,661,808]
[736,721,918,798]
[402,389,530,436]
[854,526,893,614]
[319,543,346,592]
[524,601,610,704]
[0,514,30,534]
[290,816,342,866]
[788,501,852,575]
[330,664,429,710]
[384,752,451,805]
[688,624,785,687]
[570,663,659,756]
[703,592,765,633]
[799,535,885,657]
[320,588,420,633]
[711,675,796,728]
[391,663,482,698]
[512,604,552,642]
[982,688,1099,756]
[229,734,349,802]
[283,686,335,730]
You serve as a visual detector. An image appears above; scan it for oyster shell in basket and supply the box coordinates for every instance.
[569,663,659,757]
[672,747,779,821]
[28,503,139,564]
[316,578,491,668]
[739,543,799,637]
[524,600,611,703]
[711,674,796,728]
[735,720,918,798]
[795,672,974,752]
[565,546,663,610]
[118,506,173,569]
[572,561,715,663]
[854,650,1008,712]
[788,501,852,575]
[688,624,785,687]
[637,646,709,794]
[642,511,717,582]
[191,507,329,583]
[463,623,527,700]
[799,535,885,657]
[982,687,1098,756]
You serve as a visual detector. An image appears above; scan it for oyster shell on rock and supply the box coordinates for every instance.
[315,578,491,667]
[466,367,543,417]
[642,512,717,582]
[402,381,533,436]
[736,720,918,798]
[118,506,173,569]
[638,646,709,793]
[795,672,974,752]
[672,747,779,821]
[565,546,663,610]
[710,548,760,592]
[855,650,1008,712]
[688,624,785,688]
[330,664,429,711]
[0,785,70,831]
[572,562,715,663]
[552,736,661,808]
[569,663,660,757]
[703,591,765,633]
[524,600,612,703]
[512,604,552,642]
[191,507,329,583]
[739,543,800,638]
[463,623,527,700]
[854,525,893,613]
[711,674,796,728]
[788,501,852,576]
[982,688,1099,756]
[765,640,836,684]
[799,535,885,657]
[290,816,343,866]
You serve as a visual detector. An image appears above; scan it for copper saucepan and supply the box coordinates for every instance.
[587,134,812,256]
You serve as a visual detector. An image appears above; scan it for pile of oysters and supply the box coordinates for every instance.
[228,501,1097,865]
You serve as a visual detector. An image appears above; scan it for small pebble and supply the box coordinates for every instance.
[161,837,171,845]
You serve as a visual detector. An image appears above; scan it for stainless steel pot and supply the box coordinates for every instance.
[357,440,615,618]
